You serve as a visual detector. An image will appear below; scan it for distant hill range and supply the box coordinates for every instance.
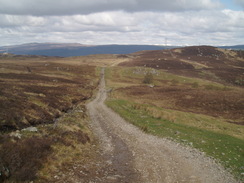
[0,43,175,57]
[219,45,244,50]
[0,43,243,57]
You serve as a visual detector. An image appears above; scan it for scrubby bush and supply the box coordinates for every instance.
[234,78,244,86]
[140,126,148,133]
[204,84,222,90]
[171,79,179,85]
[192,82,199,88]
[143,73,154,84]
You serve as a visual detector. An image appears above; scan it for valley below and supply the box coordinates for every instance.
[0,46,243,182]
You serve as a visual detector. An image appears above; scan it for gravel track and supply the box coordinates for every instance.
[86,68,238,183]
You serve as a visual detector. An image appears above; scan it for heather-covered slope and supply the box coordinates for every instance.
[119,46,244,86]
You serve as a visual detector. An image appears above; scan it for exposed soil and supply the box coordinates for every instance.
[85,68,238,183]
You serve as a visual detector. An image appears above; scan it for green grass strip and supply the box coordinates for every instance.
[106,99,244,180]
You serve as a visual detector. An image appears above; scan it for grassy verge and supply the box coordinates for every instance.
[106,99,244,180]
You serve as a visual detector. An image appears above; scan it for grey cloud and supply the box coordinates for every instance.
[132,10,244,35]
[0,0,221,16]
[0,15,46,28]
[234,0,244,8]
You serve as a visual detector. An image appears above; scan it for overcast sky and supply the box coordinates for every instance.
[0,0,243,46]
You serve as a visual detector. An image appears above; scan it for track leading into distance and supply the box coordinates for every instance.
[87,68,237,183]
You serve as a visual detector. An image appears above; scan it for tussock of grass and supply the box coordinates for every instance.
[106,99,244,180]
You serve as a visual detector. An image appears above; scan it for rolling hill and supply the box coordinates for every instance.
[0,43,174,57]
[0,43,243,57]
[119,46,244,86]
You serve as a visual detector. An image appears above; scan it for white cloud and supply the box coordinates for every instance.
[0,15,46,27]
[0,9,243,46]
[0,0,243,46]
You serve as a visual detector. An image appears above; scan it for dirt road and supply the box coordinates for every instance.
[87,68,237,183]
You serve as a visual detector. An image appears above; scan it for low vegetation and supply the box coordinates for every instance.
[0,56,97,131]
[0,55,99,182]
[106,66,243,124]
[0,103,96,182]
[0,136,53,181]
[143,72,154,84]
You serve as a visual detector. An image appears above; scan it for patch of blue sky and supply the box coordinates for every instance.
[220,0,243,11]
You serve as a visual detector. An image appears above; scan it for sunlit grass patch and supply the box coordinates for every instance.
[106,66,229,90]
